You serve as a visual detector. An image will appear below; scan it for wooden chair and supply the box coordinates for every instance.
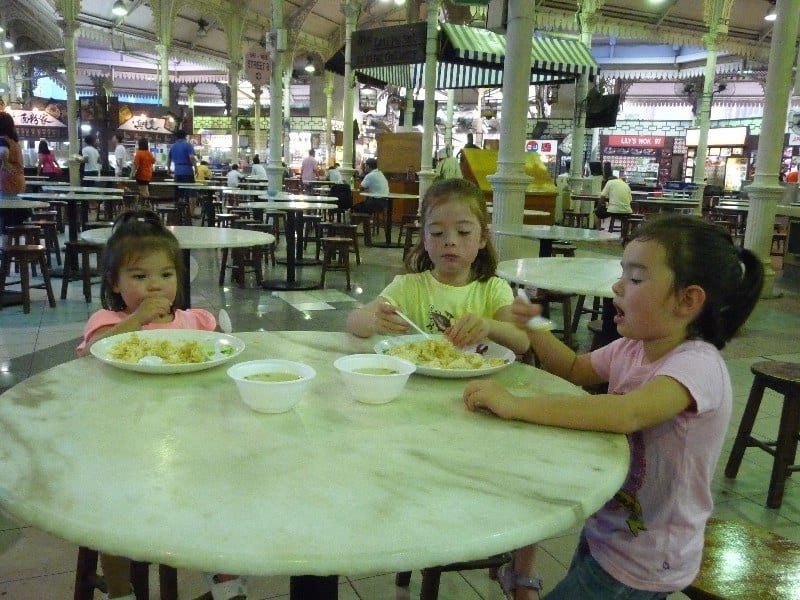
[562,210,589,228]
[683,519,800,600]
[724,361,800,508]
[74,546,178,600]
[318,222,360,265]
[319,236,352,290]
[402,222,422,259]
[28,219,62,267]
[218,245,264,288]
[349,212,374,246]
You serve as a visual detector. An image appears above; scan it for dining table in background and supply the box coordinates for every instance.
[358,191,419,248]
[0,330,629,600]
[80,225,274,307]
[632,197,699,213]
[492,224,619,257]
[497,257,622,347]
[24,180,69,190]
[244,200,337,290]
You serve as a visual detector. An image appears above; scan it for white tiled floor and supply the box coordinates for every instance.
[1,229,799,599]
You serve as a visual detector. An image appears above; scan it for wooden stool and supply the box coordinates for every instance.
[620,214,645,245]
[61,241,103,303]
[28,219,62,267]
[572,295,602,334]
[402,222,421,259]
[0,245,57,314]
[319,237,352,290]
[682,519,800,600]
[218,246,264,287]
[772,232,787,256]
[265,210,285,246]
[215,213,236,228]
[74,545,178,600]
[319,222,360,265]
[396,553,512,600]
[156,206,178,225]
[349,212,374,246]
[724,361,800,508]
[244,223,277,268]
[397,213,419,245]
[551,241,576,257]
[562,210,589,228]
[606,212,632,234]
[302,214,323,252]
[49,200,67,233]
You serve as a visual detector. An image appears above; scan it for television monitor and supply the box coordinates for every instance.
[585,89,621,129]
[588,161,603,176]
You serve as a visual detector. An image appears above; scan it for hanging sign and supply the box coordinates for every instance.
[607,135,668,148]
[119,115,175,135]
[245,46,271,85]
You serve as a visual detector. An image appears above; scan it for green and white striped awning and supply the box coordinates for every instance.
[325,23,599,90]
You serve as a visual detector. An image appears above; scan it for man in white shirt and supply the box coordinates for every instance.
[112,135,127,177]
[327,162,343,184]
[353,158,389,213]
[300,149,318,193]
[227,164,243,188]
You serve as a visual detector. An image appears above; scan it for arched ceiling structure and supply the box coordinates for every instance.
[0,0,788,108]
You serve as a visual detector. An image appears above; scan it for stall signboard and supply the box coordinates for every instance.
[789,133,800,146]
[685,127,747,147]
[352,22,427,68]
[6,108,67,141]
[607,135,669,148]
[245,46,271,85]
[525,139,558,156]
[119,115,175,135]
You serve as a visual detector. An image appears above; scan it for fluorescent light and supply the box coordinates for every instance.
[765,7,777,21]
[56,65,66,73]
[12,55,20,61]
[3,40,13,50]
[112,0,128,17]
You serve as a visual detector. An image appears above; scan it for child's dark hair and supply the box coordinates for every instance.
[137,137,148,150]
[630,215,764,349]
[404,178,497,281]
[100,210,184,311]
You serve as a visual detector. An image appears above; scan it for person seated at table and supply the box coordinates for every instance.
[351,157,390,214]
[226,163,243,188]
[347,178,529,355]
[463,215,764,600]
[595,169,632,228]
[76,210,249,600]
[196,159,212,183]
[250,155,267,179]
[327,161,343,183]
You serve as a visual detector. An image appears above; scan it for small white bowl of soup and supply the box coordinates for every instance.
[333,354,416,404]
[227,359,316,413]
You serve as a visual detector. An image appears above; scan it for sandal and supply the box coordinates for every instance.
[498,562,543,600]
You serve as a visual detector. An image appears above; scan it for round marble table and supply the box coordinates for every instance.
[0,331,628,597]
[0,198,51,210]
[497,257,622,348]
[491,224,619,257]
[80,225,274,307]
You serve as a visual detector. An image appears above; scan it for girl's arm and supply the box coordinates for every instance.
[464,374,693,434]
[346,297,409,338]
[446,306,529,354]
[84,297,172,351]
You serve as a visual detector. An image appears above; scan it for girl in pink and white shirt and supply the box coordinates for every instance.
[464,215,764,600]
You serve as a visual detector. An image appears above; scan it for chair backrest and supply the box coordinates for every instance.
[330,183,353,211]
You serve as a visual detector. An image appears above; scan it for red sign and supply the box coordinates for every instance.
[607,135,668,148]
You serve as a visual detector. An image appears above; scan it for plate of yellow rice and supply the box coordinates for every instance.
[90,330,246,374]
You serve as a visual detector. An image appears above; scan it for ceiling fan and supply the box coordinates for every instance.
[196,19,211,38]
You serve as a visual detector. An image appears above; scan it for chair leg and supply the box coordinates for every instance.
[38,255,56,308]
[724,376,766,480]
[218,248,229,286]
[420,569,442,600]
[74,546,107,600]
[768,395,800,508]
[60,248,72,300]
[81,251,93,303]
[158,565,178,600]
[130,560,150,599]
[0,252,7,311]
[20,259,31,314]
[395,571,412,587]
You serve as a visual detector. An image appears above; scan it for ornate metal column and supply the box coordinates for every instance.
[186,83,196,124]
[692,0,734,209]
[324,72,334,166]
[282,64,292,167]
[417,0,440,199]
[225,8,245,163]
[55,0,81,185]
[253,85,262,159]
[746,0,800,296]
[569,0,603,195]
[339,0,360,184]
[266,4,286,194]
[445,88,455,154]
[150,0,179,107]
[487,0,536,260]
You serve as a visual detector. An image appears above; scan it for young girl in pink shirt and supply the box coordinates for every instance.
[464,215,764,600]
[77,210,247,600]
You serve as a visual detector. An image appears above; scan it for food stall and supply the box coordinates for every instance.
[684,126,752,192]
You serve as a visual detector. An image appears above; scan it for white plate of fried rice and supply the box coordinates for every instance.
[90,330,246,374]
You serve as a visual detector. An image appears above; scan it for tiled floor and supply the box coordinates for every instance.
[1,226,799,599]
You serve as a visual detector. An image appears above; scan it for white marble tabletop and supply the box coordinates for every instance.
[41,186,123,194]
[497,257,621,298]
[18,192,125,202]
[493,224,619,244]
[257,192,337,203]
[80,225,274,250]
[0,331,628,576]
[0,199,50,209]
[24,180,68,188]
[488,206,550,217]
[360,192,419,199]
[243,201,337,211]
[633,198,698,207]
[82,176,137,184]
[221,188,272,197]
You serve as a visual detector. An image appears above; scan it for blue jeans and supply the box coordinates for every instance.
[543,533,668,600]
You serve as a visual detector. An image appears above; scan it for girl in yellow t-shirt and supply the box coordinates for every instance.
[347,178,529,354]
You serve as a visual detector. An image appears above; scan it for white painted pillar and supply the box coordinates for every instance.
[691,35,719,210]
[445,88,455,153]
[339,0,359,184]
[253,85,262,158]
[745,0,800,296]
[487,0,535,260]
[266,5,286,194]
[417,0,440,199]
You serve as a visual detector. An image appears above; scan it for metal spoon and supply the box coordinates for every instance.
[394,309,431,338]
[218,308,233,334]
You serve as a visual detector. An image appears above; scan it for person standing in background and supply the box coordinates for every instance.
[0,111,29,242]
[132,137,156,197]
[112,135,127,177]
[167,130,196,205]
[37,139,61,179]
[301,149,317,193]
[81,134,101,185]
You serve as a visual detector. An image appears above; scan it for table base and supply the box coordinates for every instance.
[290,575,338,600]
[277,257,323,267]
[368,242,404,249]
[261,278,321,291]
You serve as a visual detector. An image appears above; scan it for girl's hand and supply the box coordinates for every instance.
[373,301,411,335]
[131,296,172,326]
[445,312,489,348]
[510,296,544,330]
[463,380,518,420]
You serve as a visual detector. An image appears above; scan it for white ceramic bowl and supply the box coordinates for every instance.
[333,354,416,404]
[227,359,316,413]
